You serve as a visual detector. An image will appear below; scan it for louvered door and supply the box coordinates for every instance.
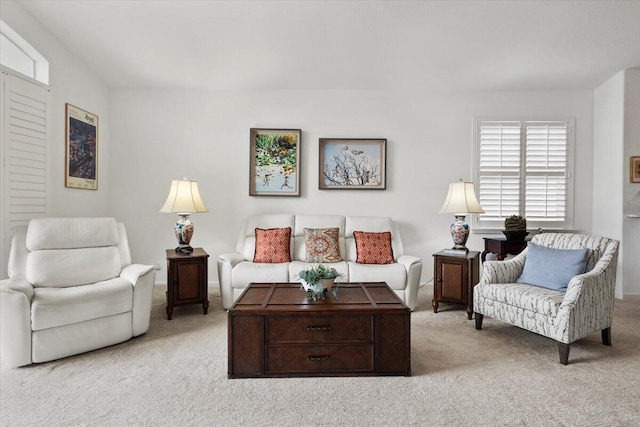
[0,70,50,279]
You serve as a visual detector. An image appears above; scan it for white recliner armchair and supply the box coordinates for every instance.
[0,217,157,368]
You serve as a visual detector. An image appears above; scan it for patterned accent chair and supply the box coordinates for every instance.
[474,233,619,365]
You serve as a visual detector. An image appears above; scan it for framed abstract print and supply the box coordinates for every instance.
[65,103,98,190]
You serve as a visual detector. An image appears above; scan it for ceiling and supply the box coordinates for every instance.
[17,0,640,91]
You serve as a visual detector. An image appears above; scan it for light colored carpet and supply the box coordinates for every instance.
[1,285,639,427]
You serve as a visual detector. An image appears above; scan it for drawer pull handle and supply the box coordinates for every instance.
[307,355,331,362]
[307,325,331,331]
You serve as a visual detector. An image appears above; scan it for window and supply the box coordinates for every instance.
[0,20,49,85]
[472,118,574,231]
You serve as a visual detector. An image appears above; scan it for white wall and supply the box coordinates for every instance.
[623,68,640,295]
[109,89,594,284]
[593,71,625,298]
[1,1,111,218]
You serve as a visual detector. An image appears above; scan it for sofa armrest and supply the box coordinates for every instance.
[1,278,34,367]
[397,255,422,311]
[217,253,245,310]
[397,255,421,271]
[121,264,158,336]
[218,252,245,267]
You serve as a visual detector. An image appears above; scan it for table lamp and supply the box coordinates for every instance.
[160,178,208,254]
[440,180,484,252]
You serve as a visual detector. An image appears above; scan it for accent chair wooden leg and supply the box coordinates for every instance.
[558,343,570,365]
[602,328,612,346]
[475,313,483,330]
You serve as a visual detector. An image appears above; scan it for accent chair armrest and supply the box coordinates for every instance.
[479,251,527,285]
[554,242,619,343]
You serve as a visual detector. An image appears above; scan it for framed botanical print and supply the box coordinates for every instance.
[65,103,98,190]
[319,138,386,190]
[250,128,301,196]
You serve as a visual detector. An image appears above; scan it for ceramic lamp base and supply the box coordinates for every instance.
[450,214,470,252]
[174,214,194,254]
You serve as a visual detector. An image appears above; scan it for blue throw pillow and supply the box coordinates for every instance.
[516,242,590,291]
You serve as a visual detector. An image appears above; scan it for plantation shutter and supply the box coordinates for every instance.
[477,122,521,225]
[473,118,572,231]
[524,122,568,222]
[0,70,50,279]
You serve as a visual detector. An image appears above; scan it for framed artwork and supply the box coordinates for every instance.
[631,156,640,183]
[65,103,98,190]
[319,138,386,190]
[250,128,301,196]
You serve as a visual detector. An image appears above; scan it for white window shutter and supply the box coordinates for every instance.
[0,71,50,279]
[477,122,521,224]
[473,118,573,231]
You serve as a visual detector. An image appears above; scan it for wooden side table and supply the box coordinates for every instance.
[165,248,209,320]
[432,250,480,320]
[481,237,530,262]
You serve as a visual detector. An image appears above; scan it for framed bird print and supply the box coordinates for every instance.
[319,138,386,190]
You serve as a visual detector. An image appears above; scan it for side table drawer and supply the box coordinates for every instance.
[265,344,374,374]
[266,315,373,344]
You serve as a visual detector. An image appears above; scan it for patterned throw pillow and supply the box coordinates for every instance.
[253,227,292,263]
[304,228,342,263]
[353,231,394,264]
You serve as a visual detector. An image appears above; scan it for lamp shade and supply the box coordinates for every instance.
[439,181,485,214]
[159,179,208,214]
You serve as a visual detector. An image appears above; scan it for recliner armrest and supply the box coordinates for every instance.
[0,278,34,301]
[120,264,158,286]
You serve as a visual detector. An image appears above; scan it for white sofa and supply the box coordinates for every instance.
[217,214,423,310]
[0,218,157,368]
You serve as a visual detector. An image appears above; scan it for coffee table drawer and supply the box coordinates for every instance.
[266,315,372,344]
[265,344,374,374]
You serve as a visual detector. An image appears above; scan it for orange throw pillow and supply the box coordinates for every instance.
[353,231,394,264]
[253,227,292,263]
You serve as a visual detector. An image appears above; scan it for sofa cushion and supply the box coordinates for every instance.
[304,228,342,263]
[254,227,292,263]
[348,262,407,290]
[26,247,122,288]
[231,261,290,288]
[516,242,589,291]
[31,277,133,331]
[353,231,394,264]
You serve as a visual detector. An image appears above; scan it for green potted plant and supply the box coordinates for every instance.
[298,264,341,300]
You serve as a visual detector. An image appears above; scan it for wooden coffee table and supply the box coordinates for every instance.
[228,282,410,378]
